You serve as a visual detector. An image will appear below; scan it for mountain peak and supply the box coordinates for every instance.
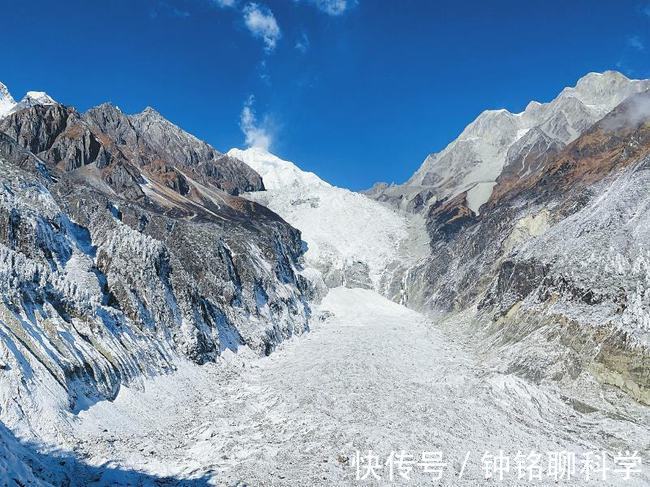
[5,90,59,116]
[0,82,16,118]
[560,70,646,111]
[227,147,329,191]
[131,106,179,129]
[575,70,630,85]
[139,106,163,118]
[0,84,58,118]
[0,82,14,101]
[390,70,650,215]
[92,101,121,112]
[23,91,56,105]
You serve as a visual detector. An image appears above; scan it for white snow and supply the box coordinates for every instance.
[23,91,56,106]
[466,180,497,214]
[0,82,15,118]
[228,147,329,190]
[230,147,426,290]
[0,82,57,118]
[21,287,644,485]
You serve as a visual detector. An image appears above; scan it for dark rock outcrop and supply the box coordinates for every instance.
[0,98,313,425]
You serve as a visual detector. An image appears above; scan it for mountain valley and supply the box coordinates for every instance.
[0,71,649,486]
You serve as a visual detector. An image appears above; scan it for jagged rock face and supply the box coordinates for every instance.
[91,104,265,195]
[493,127,563,192]
[0,97,312,429]
[394,90,650,402]
[0,104,71,155]
[0,102,264,197]
[405,92,650,311]
[368,71,650,215]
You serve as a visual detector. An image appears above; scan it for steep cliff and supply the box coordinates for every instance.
[0,87,313,436]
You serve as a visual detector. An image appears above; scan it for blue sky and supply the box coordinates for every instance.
[1,0,649,189]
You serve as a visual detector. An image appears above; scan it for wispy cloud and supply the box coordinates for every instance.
[240,95,274,150]
[298,0,356,16]
[150,2,191,19]
[627,35,645,51]
[295,32,310,53]
[212,0,237,6]
[243,3,281,51]
[602,92,650,131]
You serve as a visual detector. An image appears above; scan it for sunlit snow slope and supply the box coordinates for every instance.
[229,147,426,291]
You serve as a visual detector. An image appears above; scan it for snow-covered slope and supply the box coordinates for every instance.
[229,147,427,291]
[13,287,645,486]
[14,91,57,111]
[0,83,57,119]
[378,71,650,214]
[0,83,15,118]
[229,147,328,190]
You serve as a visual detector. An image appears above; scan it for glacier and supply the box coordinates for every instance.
[1,71,649,486]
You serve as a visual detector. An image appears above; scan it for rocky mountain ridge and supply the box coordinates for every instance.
[367,71,650,214]
[381,77,650,404]
[0,83,315,438]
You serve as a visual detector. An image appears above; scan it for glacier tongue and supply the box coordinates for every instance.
[47,287,650,485]
[231,147,429,292]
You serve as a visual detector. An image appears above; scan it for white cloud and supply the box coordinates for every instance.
[295,32,310,53]
[627,35,645,51]
[243,3,281,51]
[257,59,271,84]
[212,0,237,7]
[602,92,650,131]
[299,0,356,16]
[240,95,273,150]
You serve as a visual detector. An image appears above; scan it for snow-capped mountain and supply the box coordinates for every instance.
[0,83,15,118]
[1,72,650,486]
[393,84,650,405]
[229,147,427,292]
[0,83,57,118]
[0,85,314,444]
[369,71,650,214]
[228,147,329,190]
[13,90,57,111]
